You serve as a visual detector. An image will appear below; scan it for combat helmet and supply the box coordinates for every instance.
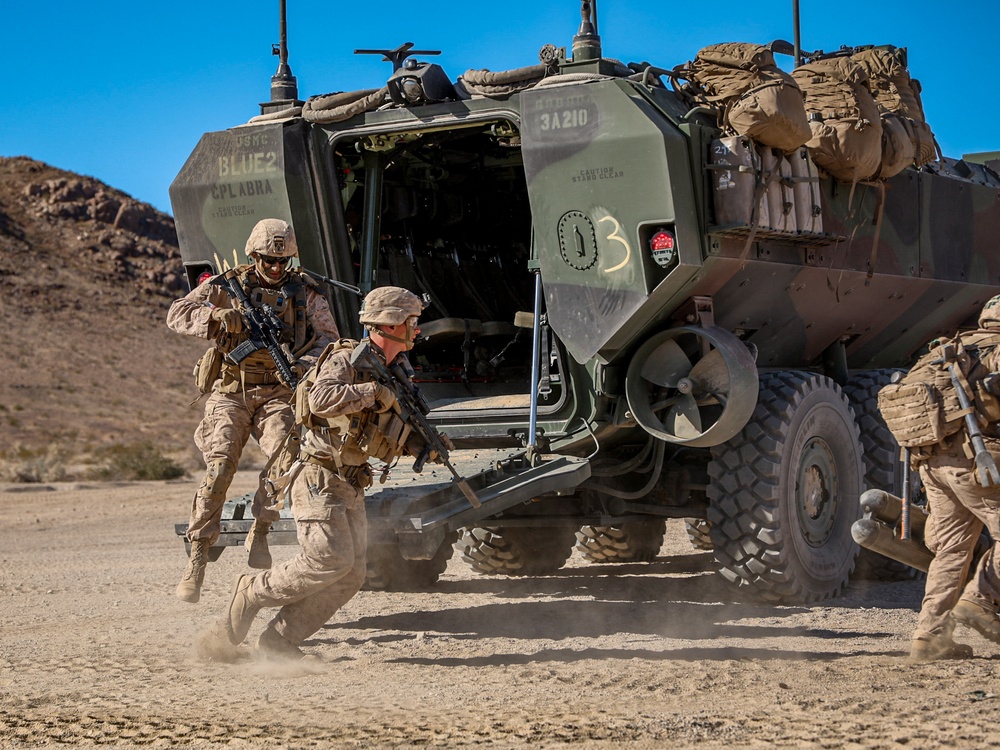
[980,294,1000,329]
[245,218,298,258]
[359,286,425,326]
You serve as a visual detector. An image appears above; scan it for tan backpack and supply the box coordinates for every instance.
[675,42,811,153]
[850,46,939,167]
[875,112,916,180]
[293,339,359,430]
[878,331,1000,448]
[791,56,883,182]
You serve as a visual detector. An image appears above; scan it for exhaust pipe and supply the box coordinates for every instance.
[852,518,932,573]
[852,488,932,572]
[860,488,926,534]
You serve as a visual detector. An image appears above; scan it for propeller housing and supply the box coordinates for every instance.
[625,326,759,447]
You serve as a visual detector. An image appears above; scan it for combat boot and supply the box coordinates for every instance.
[225,574,261,645]
[257,625,307,661]
[176,539,211,603]
[908,633,974,662]
[245,519,272,569]
[951,599,1000,643]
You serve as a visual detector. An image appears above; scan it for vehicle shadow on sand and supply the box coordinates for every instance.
[319,594,903,664]
[381,644,904,666]
[317,552,917,663]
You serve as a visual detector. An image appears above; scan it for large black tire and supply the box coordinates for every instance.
[456,526,576,576]
[364,532,457,591]
[575,521,666,563]
[843,369,923,581]
[707,371,864,603]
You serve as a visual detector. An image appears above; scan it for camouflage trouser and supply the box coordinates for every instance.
[250,462,368,645]
[186,384,294,543]
[914,447,1000,640]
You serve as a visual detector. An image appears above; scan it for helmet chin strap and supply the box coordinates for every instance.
[369,320,418,350]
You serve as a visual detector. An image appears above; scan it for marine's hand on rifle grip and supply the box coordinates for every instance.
[369,382,397,413]
[211,307,244,334]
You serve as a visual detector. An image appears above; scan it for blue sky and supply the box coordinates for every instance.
[4,0,997,216]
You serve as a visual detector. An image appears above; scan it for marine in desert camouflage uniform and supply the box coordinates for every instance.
[167,218,339,603]
[908,294,1000,661]
[221,286,430,659]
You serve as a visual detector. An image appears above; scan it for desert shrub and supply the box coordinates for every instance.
[0,444,69,483]
[89,441,187,481]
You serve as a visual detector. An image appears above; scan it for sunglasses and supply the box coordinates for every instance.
[258,255,291,266]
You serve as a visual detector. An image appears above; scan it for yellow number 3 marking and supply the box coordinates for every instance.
[598,215,631,273]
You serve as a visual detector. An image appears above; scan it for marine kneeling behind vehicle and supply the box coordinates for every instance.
[171,0,1000,603]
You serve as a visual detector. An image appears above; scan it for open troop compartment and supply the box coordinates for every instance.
[328,121,566,427]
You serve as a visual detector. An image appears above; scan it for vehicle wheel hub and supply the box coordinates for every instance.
[796,437,838,546]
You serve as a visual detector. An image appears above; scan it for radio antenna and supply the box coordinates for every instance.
[573,0,602,62]
[269,0,299,105]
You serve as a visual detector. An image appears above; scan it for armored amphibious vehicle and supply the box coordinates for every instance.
[171,1,1000,602]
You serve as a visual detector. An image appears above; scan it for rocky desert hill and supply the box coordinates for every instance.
[0,156,211,479]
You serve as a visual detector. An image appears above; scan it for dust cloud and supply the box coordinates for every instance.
[3,473,999,748]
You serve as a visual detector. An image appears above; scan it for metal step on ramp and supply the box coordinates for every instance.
[174,494,296,560]
[175,450,591,562]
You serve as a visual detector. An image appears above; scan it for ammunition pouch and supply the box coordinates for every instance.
[193,346,224,394]
[341,463,374,490]
[217,363,282,392]
[302,453,373,490]
[357,408,412,464]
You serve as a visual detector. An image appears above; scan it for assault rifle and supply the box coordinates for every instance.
[938,342,1000,488]
[212,269,299,389]
[350,339,481,508]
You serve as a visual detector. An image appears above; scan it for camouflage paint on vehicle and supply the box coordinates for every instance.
[170,1,1000,603]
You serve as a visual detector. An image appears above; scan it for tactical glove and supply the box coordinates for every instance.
[211,307,244,334]
[370,382,397,413]
[404,432,453,463]
[428,433,455,464]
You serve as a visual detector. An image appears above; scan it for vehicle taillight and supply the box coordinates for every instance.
[650,230,674,252]
[649,229,677,269]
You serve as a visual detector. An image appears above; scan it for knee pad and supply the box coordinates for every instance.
[200,458,238,501]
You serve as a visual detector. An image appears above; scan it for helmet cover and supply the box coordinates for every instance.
[245,218,298,258]
[359,286,424,326]
[980,294,1000,329]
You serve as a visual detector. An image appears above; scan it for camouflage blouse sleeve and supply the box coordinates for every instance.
[308,348,378,419]
[165,279,232,339]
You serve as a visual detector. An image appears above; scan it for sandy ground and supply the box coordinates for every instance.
[3,471,1000,750]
